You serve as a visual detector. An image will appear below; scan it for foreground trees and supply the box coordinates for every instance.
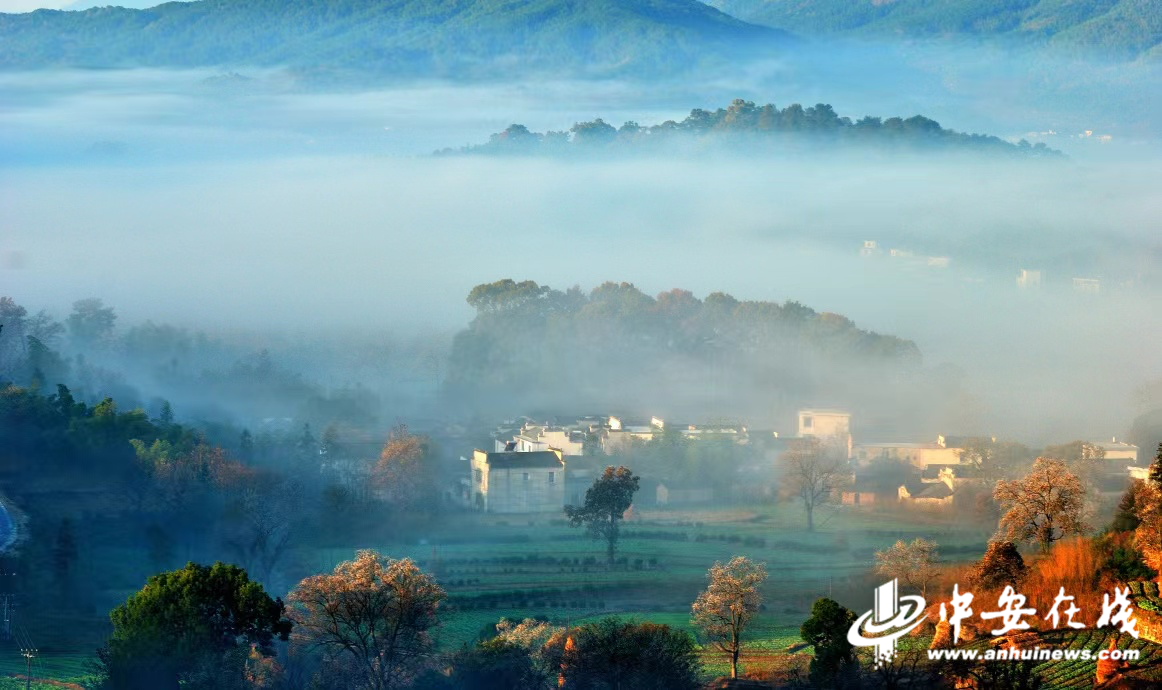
[558,618,701,690]
[691,556,768,679]
[993,458,1088,552]
[1130,444,1162,557]
[428,617,699,690]
[874,538,939,597]
[970,540,1027,591]
[287,550,445,690]
[564,466,640,564]
[800,598,857,688]
[100,562,291,690]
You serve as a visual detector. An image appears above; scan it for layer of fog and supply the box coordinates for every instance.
[2,36,1160,165]
[3,48,1161,447]
[5,149,1161,443]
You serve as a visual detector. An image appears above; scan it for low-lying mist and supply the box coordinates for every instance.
[4,149,1161,444]
[3,51,1161,447]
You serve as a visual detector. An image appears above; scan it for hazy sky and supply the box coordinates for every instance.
[0,0,163,12]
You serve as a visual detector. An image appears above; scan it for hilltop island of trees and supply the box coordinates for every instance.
[444,279,923,418]
[441,98,1063,158]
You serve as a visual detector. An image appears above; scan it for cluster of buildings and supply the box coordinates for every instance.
[461,415,764,513]
[838,411,1141,508]
[1017,269,1104,294]
[861,242,1109,294]
[455,409,1143,514]
[860,240,950,268]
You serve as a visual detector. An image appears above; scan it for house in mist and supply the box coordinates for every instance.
[1094,438,1139,463]
[897,478,954,506]
[1017,269,1042,288]
[602,415,745,453]
[1088,438,1142,497]
[494,422,587,455]
[469,449,565,513]
[853,436,962,469]
[797,409,852,458]
[1072,277,1101,294]
[602,416,658,453]
[898,464,985,508]
[839,473,898,507]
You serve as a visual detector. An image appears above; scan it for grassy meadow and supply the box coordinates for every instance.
[0,499,993,685]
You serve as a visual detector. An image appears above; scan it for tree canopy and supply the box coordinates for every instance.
[557,618,701,690]
[800,597,857,688]
[447,279,922,415]
[692,556,767,679]
[565,466,640,564]
[287,550,445,690]
[101,561,291,690]
[993,458,1089,551]
[452,99,1063,158]
[0,0,780,76]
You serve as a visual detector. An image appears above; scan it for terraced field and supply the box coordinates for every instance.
[355,502,993,651]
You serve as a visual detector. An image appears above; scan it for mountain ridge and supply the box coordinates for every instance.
[0,0,788,76]
[706,0,1162,59]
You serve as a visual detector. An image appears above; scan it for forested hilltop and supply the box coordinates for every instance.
[445,99,1063,157]
[0,0,782,76]
[445,279,923,419]
[707,0,1162,59]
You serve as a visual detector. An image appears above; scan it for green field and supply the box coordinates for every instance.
[9,501,994,684]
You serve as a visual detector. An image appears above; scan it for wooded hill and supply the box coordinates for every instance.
[0,0,784,76]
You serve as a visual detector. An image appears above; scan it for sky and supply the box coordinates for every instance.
[0,0,163,12]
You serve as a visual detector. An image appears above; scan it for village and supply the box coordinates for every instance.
[453,409,1144,515]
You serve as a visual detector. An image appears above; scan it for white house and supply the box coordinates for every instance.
[798,409,852,458]
[470,449,566,514]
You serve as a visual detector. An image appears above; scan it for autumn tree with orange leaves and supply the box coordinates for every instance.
[993,457,1088,552]
[287,550,445,690]
[372,425,435,510]
[691,556,767,679]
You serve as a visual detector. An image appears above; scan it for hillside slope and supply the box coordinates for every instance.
[707,0,1162,58]
[0,0,785,76]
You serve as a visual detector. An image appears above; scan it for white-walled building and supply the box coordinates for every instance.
[470,449,566,513]
[798,409,852,458]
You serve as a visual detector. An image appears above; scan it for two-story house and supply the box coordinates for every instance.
[470,449,566,513]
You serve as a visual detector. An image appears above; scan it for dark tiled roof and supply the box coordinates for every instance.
[854,474,907,493]
[903,481,953,499]
[482,451,563,469]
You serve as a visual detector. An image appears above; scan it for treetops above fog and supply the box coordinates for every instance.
[443,98,1063,157]
[445,279,921,410]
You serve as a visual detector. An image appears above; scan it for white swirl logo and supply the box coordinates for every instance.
[847,579,928,665]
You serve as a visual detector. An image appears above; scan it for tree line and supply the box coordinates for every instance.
[444,98,1063,157]
[446,279,921,416]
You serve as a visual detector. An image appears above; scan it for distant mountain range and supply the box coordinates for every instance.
[706,0,1162,59]
[0,0,784,76]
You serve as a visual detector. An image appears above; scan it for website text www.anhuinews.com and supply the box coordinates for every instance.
[927,646,1141,662]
